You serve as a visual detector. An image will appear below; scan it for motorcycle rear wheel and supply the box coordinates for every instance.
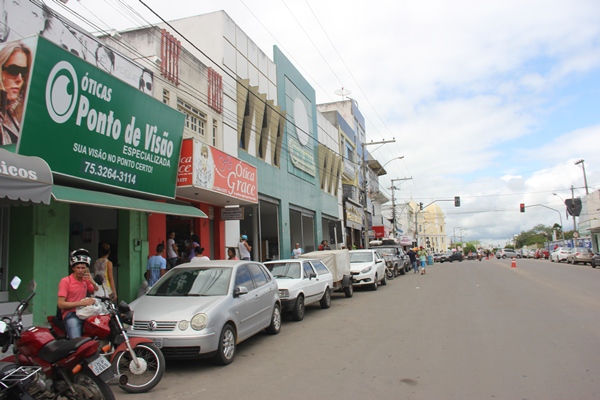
[114,343,165,393]
[70,369,115,400]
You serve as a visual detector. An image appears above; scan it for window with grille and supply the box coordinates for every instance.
[178,99,206,136]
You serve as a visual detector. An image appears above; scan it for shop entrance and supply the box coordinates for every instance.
[289,207,315,253]
[69,205,119,289]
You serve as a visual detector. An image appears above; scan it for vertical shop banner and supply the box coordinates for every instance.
[16,36,184,198]
[177,139,193,186]
[177,139,257,203]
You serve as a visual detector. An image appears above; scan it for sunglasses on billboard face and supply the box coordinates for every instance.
[2,64,28,78]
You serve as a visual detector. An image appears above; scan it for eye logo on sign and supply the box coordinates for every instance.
[45,61,79,124]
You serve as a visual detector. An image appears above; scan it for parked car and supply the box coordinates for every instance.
[370,245,411,276]
[497,249,521,259]
[534,249,549,259]
[550,247,570,263]
[592,253,600,268]
[439,251,463,263]
[433,253,443,262]
[566,248,594,265]
[263,259,333,321]
[348,249,387,290]
[128,260,281,364]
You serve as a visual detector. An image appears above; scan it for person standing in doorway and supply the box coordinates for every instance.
[318,240,331,251]
[166,231,178,269]
[292,243,304,259]
[93,243,116,300]
[147,243,166,287]
[238,235,251,261]
[227,247,239,260]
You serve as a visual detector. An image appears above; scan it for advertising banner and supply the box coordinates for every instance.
[15,36,184,198]
[177,139,258,203]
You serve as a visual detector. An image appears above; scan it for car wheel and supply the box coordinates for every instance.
[213,323,236,365]
[371,275,378,291]
[400,265,406,275]
[265,304,281,334]
[592,260,596,268]
[291,295,305,321]
[381,273,387,286]
[502,255,506,259]
[320,288,331,309]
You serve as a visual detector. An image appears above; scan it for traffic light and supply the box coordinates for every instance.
[520,203,525,213]
[454,196,460,207]
[419,202,423,211]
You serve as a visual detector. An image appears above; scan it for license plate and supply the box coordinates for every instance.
[88,356,112,376]
[153,338,163,348]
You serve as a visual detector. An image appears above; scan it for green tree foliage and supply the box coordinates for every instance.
[514,224,555,248]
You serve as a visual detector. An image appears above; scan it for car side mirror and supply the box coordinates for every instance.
[376,258,383,263]
[309,271,316,280]
[234,286,249,297]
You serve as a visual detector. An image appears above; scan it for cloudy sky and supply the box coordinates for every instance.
[49,0,600,246]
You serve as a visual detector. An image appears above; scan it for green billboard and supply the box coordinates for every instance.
[17,36,184,198]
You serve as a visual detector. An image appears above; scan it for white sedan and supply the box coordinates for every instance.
[264,259,334,321]
[348,250,387,290]
[550,247,570,263]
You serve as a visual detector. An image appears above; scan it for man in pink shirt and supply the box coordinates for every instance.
[57,248,99,338]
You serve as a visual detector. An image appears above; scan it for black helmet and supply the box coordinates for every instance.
[70,248,91,267]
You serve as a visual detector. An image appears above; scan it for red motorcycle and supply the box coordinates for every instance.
[0,277,118,400]
[47,277,164,393]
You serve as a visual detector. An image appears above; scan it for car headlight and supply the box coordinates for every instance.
[190,313,208,331]
[178,320,189,331]
[361,266,372,274]
[278,289,289,298]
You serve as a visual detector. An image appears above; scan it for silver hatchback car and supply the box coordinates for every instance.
[128,260,281,364]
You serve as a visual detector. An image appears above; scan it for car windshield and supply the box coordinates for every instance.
[266,262,301,279]
[350,252,374,263]
[376,247,396,256]
[148,267,232,296]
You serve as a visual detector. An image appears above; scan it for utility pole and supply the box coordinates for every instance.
[390,177,412,240]
[574,159,589,195]
[571,185,578,247]
[361,139,395,249]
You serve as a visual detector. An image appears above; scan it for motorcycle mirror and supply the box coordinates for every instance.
[94,274,105,285]
[10,276,21,290]
[0,320,6,333]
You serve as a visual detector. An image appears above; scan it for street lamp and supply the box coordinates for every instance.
[374,156,404,176]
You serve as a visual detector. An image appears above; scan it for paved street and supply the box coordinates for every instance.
[115,258,600,400]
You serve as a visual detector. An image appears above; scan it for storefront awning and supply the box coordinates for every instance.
[0,149,53,205]
[51,185,207,218]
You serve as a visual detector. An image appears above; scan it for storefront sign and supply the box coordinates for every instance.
[177,139,258,203]
[372,226,385,238]
[345,201,364,230]
[221,208,244,220]
[14,36,184,198]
